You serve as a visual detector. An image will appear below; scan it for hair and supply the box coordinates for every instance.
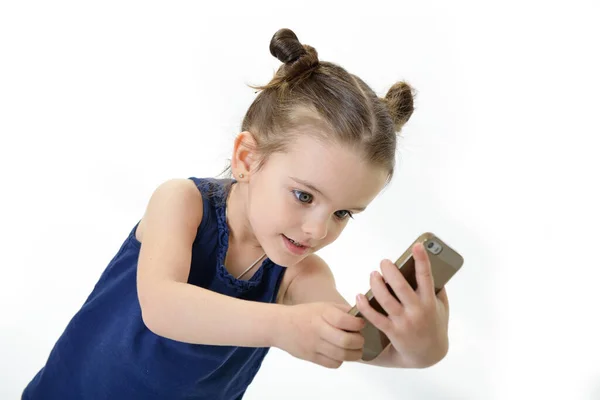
[221,28,415,185]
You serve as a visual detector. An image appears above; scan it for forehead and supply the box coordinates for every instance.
[264,134,388,205]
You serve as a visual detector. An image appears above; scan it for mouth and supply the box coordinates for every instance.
[282,234,310,249]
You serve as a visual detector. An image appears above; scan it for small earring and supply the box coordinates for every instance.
[238,173,244,179]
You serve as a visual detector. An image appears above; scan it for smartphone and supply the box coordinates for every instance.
[348,232,464,361]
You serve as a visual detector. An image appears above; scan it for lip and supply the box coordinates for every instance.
[282,234,310,255]
[283,234,311,248]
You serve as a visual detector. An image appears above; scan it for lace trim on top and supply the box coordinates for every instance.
[198,179,273,293]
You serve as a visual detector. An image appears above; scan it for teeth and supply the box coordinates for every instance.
[287,236,303,247]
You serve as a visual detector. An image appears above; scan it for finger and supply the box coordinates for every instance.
[379,259,419,309]
[320,322,365,350]
[413,243,436,301]
[313,353,343,369]
[331,303,352,313]
[355,293,392,334]
[370,268,404,316]
[323,306,366,332]
[317,341,364,362]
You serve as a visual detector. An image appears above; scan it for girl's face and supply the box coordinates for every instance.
[245,133,388,267]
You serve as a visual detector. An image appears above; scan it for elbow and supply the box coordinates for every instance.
[140,304,161,335]
[138,286,165,337]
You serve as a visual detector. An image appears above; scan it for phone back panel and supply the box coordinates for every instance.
[349,232,464,361]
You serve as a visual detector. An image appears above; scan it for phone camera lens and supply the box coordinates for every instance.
[425,239,443,255]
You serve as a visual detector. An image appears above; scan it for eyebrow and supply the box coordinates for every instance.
[289,176,367,212]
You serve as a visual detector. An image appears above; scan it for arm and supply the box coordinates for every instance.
[284,254,404,368]
[136,179,284,348]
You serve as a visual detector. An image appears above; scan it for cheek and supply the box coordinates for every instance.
[272,195,303,229]
[249,188,291,232]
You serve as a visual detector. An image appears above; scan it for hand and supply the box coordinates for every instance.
[275,302,366,369]
[355,242,450,368]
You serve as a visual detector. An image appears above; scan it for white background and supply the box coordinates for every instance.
[1,1,599,399]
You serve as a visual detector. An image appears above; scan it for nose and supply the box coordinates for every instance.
[302,215,328,241]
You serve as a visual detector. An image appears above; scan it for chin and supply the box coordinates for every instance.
[267,252,304,268]
[265,241,311,268]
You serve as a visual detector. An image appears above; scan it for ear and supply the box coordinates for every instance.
[231,131,260,181]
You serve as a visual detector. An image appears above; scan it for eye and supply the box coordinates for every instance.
[334,210,354,220]
[292,190,313,204]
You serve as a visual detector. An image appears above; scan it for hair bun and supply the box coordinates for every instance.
[269,29,319,82]
[384,81,415,132]
[270,29,305,63]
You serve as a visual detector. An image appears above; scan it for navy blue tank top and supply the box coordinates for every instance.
[22,177,286,400]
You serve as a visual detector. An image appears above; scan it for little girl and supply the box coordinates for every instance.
[23,28,450,399]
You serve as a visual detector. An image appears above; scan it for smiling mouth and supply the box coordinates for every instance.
[283,234,309,248]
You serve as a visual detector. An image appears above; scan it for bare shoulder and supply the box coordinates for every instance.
[136,177,206,316]
[294,254,334,279]
[135,178,203,243]
[278,253,341,305]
